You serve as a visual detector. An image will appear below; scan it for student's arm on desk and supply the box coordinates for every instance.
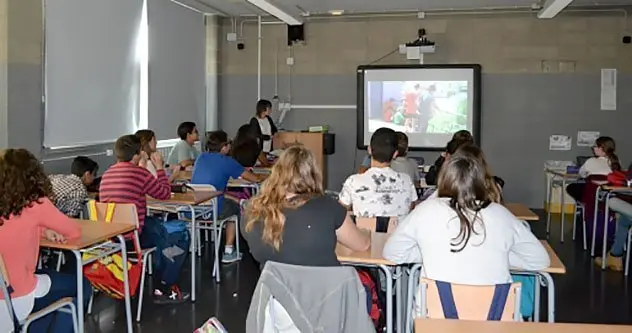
[509,217,550,271]
[240,169,266,183]
[144,169,171,200]
[382,212,422,264]
[336,212,371,252]
[38,197,81,240]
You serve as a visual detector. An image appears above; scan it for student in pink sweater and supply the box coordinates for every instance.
[0,148,90,333]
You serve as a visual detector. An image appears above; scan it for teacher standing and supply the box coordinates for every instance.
[249,99,278,154]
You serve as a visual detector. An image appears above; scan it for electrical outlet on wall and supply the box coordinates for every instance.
[286,57,294,66]
[227,32,237,42]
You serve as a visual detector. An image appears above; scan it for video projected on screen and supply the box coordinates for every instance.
[357,65,481,150]
[367,81,469,134]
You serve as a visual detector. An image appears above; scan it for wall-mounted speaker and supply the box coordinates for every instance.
[287,24,305,46]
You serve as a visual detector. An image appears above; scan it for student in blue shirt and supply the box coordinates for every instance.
[191,130,264,263]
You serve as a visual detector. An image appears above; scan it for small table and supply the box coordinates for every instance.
[147,190,221,301]
[336,233,400,333]
[414,319,632,333]
[227,178,262,194]
[505,203,539,221]
[545,169,581,243]
[40,219,136,333]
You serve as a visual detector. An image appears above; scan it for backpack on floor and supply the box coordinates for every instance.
[194,317,228,333]
[356,268,384,329]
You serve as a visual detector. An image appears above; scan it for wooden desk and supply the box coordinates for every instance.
[336,232,394,266]
[40,219,135,250]
[40,219,135,333]
[539,241,566,274]
[228,178,260,188]
[505,203,539,221]
[414,319,632,333]
[147,190,220,207]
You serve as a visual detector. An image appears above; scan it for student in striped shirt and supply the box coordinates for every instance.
[100,135,190,304]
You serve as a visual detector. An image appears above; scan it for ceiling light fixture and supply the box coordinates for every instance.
[246,0,303,25]
[537,0,574,19]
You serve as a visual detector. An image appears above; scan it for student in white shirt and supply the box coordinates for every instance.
[383,147,549,285]
[390,131,420,186]
[566,136,620,202]
[339,127,418,219]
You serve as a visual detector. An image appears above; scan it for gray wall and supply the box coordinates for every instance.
[219,14,632,208]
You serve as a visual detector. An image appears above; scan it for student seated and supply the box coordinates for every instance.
[390,131,420,186]
[340,127,418,218]
[242,145,371,267]
[136,129,183,182]
[231,124,266,168]
[191,130,265,263]
[383,147,550,285]
[425,130,473,186]
[50,156,99,217]
[0,148,89,333]
[566,136,619,202]
[167,121,200,168]
[100,135,190,304]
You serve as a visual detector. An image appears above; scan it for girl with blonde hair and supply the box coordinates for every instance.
[243,145,370,266]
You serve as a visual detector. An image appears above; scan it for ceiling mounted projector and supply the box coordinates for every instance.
[246,0,303,25]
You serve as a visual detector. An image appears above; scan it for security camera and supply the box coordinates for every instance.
[237,42,245,50]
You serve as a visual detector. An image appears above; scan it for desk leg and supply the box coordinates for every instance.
[591,187,601,256]
[601,193,612,269]
[533,275,541,322]
[189,204,198,301]
[406,264,422,333]
[378,265,393,333]
[395,266,402,333]
[117,235,133,333]
[72,250,84,333]
[546,174,554,236]
[211,199,221,283]
[540,272,555,322]
[560,178,567,242]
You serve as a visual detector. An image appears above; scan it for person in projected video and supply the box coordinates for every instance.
[417,84,438,134]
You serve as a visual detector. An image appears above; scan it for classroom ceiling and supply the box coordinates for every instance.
[185,0,632,16]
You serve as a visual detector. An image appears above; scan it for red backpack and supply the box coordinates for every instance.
[356,269,383,329]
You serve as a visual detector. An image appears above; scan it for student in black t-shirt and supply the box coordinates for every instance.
[425,130,473,186]
[230,124,265,168]
[242,145,370,267]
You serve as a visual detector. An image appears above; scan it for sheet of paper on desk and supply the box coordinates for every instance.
[577,131,600,147]
[600,68,616,111]
[549,135,571,151]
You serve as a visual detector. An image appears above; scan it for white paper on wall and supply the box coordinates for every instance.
[600,68,617,111]
[549,135,572,151]
[577,131,600,147]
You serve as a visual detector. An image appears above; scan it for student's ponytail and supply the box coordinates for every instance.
[607,151,621,172]
[596,136,621,172]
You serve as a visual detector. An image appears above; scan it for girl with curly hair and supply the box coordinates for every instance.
[0,149,89,333]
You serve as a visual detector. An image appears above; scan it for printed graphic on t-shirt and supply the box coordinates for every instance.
[340,167,418,218]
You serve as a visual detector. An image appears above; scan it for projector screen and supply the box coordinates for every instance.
[356,64,481,151]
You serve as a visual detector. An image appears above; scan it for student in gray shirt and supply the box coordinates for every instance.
[167,121,200,167]
[390,131,420,186]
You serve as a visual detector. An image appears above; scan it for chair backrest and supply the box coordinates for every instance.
[419,278,521,321]
[355,216,398,233]
[0,253,16,331]
[87,200,139,228]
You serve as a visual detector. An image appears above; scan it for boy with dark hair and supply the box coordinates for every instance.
[391,131,420,185]
[191,130,265,263]
[167,121,200,167]
[340,127,417,218]
[50,156,99,217]
[100,134,190,304]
